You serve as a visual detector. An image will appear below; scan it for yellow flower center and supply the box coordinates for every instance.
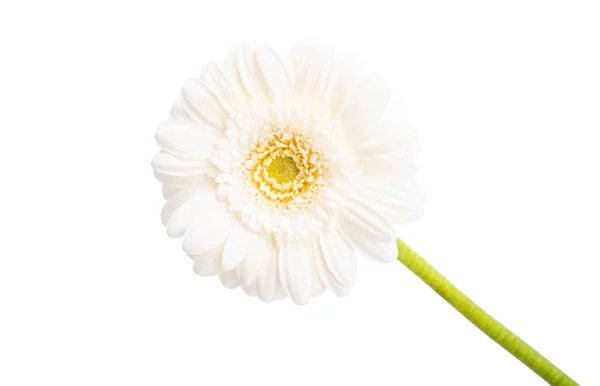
[244,124,326,213]
[266,156,300,184]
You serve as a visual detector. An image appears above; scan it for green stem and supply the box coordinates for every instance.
[396,238,577,386]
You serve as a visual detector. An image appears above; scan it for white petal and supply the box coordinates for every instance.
[240,283,258,297]
[223,45,250,102]
[255,45,292,105]
[310,258,326,298]
[352,122,419,156]
[327,60,360,117]
[208,78,245,115]
[166,195,210,237]
[153,170,214,188]
[200,62,246,114]
[320,229,356,287]
[353,122,419,180]
[152,151,216,176]
[285,43,310,95]
[339,198,396,242]
[237,235,267,286]
[291,216,309,239]
[312,239,352,297]
[360,159,417,180]
[155,121,219,159]
[335,77,389,139]
[219,269,240,289]
[200,61,220,82]
[256,240,281,302]
[278,241,314,305]
[161,188,198,226]
[162,184,178,200]
[224,44,271,104]
[181,79,227,131]
[169,100,192,122]
[275,287,286,300]
[182,199,233,256]
[337,220,398,263]
[286,44,334,110]
[353,179,425,224]
[192,242,225,277]
[222,224,254,271]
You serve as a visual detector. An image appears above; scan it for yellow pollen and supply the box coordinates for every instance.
[266,156,300,184]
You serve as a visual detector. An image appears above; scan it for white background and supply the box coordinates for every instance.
[1,1,599,385]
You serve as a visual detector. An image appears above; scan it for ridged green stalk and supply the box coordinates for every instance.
[396,238,577,386]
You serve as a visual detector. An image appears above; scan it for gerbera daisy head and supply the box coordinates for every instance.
[152,43,424,304]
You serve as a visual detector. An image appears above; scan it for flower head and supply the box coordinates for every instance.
[152,44,424,304]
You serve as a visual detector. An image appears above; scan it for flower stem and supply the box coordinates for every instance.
[396,238,578,386]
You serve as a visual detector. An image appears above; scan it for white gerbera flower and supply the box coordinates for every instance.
[152,44,424,304]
